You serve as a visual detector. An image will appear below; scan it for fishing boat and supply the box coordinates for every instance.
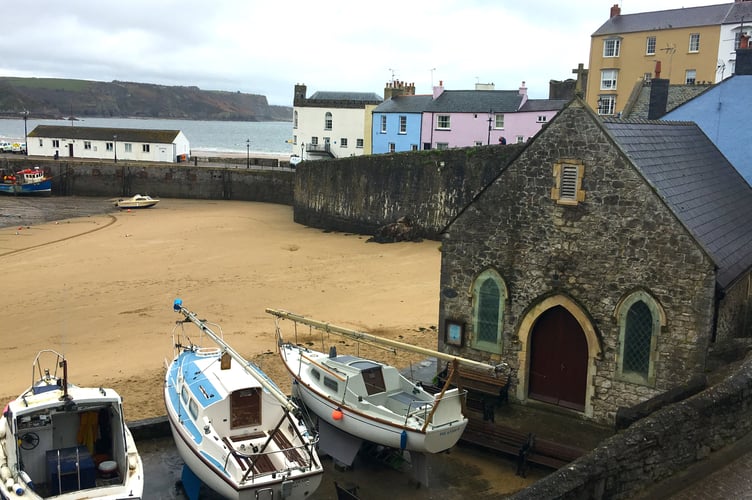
[165,299,323,500]
[268,309,507,468]
[0,168,51,195]
[112,194,159,209]
[0,349,143,499]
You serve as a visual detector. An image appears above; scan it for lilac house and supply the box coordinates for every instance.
[419,82,567,150]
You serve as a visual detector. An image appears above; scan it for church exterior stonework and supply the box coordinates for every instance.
[439,98,752,424]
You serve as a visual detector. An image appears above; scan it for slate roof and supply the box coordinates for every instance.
[592,4,732,36]
[602,119,752,289]
[519,99,569,112]
[374,95,433,113]
[308,91,383,103]
[28,125,182,144]
[424,90,523,113]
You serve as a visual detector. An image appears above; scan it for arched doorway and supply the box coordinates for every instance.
[528,305,588,411]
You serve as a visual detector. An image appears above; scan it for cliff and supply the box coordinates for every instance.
[0,77,291,122]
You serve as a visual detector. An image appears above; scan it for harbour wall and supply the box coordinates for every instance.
[0,157,294,204]
[293,144,523,238]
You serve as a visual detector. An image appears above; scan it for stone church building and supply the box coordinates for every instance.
[438,98,752,424]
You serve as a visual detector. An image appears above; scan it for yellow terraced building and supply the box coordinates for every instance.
[587,1,752,116]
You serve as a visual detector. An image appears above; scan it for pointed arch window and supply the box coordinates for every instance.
[471,269,507,354]
[324,112,333,131]
[616,290,665,386]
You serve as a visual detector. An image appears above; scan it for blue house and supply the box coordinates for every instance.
[372,94,432,154]
[663,48,752,184]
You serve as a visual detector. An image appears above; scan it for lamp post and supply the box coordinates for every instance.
[246,139,250,168]
[22,110,28,155]
[113,134,117,163]
[487,109,493,145]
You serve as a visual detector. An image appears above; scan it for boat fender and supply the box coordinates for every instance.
[13,481,23,495]
[332,408,343,421]
[128,454,139,471]
[19,470,33,491]
[400,430,407,450]
[0,465,10,483]
[5,477,14,491]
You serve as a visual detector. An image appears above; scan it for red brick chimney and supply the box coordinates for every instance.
[610,4,621,17]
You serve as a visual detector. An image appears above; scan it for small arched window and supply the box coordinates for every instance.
[471,269,507,354]
[616,290,664,386]
[324,112,333,131]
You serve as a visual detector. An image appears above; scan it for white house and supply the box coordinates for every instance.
[292,84,382,161]
[27,125,191,163]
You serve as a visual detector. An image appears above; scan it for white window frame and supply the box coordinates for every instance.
[356,138,364,148]
[437,115,450,130]
[389,142,395,153]
[340,138,348,148]
[537,115,547,123]
[689,33,700,53]
[646,36,656,55]
[597,95,616,115]
[399,115,407,134]
[324,112,333,131]
[380,115,387,133]
[494,114,504,129]
[685,69,697,85]
[600,69,618,90]
[604,38,621,57]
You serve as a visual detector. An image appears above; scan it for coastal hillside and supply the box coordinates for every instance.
[0,77,292,122]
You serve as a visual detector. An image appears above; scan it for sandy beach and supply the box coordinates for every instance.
[0,199,441,421]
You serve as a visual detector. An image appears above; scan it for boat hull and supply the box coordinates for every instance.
[163,338,323,500]
[0,179,52,195]
[165,412,321,500]
[280,343,468,454]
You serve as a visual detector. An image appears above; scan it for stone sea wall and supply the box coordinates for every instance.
[512,355,752,499]
[0,157,294,204]
[293,144,524,238]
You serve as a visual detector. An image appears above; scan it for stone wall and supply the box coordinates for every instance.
[0,158,294,204]
[293,144,524,238]
[512,355,752,500]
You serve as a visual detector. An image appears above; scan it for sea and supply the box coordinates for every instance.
[0,117,293,156]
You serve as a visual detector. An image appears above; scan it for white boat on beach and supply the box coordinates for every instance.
[0,350,144,499]
[112,194,159,209]
[165,299,323,500]
[268,309,506,469]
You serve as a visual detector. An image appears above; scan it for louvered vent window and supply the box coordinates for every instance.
[560,165,579,200]
[552,160,585,205]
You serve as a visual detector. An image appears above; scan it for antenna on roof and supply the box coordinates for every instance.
[388,68,396,82]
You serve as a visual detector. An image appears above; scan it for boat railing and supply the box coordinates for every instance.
[233,435,321,483]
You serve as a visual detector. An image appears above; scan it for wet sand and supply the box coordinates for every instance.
[0,197,545,497]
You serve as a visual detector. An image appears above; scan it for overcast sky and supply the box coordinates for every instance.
[2,0,716,106]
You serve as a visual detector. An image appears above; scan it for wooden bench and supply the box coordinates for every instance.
[437,364,510,421]
[462,417,584,473]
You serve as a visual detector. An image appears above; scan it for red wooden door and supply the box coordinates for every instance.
[528,306,588,411]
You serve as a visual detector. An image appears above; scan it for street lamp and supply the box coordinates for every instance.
[246,139,250,168]
[22,110,28,155]
[487,109,493,145]
[113,134,117,163]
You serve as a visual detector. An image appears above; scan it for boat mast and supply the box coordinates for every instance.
[266,308,505,375]
[174,300,297,413]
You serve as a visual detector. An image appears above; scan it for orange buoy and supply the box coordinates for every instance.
[332,408,343,421]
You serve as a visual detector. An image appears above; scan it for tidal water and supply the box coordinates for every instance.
[0,117,293,155]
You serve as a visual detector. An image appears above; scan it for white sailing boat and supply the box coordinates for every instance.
[165,300,323,500]
[268,309,507,469]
